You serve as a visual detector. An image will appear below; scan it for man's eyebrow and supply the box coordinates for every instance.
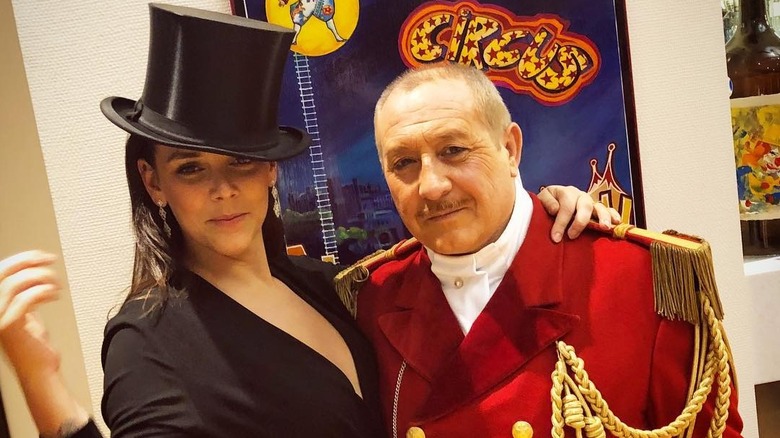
[165,150,201,163]
[421,127,472,145]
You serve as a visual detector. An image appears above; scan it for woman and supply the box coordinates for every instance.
[0,4,617,438]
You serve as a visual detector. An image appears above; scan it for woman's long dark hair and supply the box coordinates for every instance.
[123,135,288,310]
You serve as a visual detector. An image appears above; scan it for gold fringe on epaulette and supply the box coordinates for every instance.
[650,230,724,324]
[334,250,383,318]
[605,224,725,324]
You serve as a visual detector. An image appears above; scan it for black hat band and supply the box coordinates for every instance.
[130,101,206,146]
[129,101,282,152]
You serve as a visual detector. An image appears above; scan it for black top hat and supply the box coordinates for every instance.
[101,3,309,161]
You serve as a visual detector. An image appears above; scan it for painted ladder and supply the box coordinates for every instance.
[293,53,340,262]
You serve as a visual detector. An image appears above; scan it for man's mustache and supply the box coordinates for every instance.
[417,199,468,219]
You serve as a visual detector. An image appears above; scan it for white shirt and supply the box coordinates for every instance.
[426,177,532,334]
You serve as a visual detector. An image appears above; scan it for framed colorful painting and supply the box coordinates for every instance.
[231,0,644,264]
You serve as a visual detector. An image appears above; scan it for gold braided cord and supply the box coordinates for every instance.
[564,393,586,430]
[719,321,739,394]
[565,374,604,438]
[684,321,708,438]
[563,345,714,438]
[612,223,634,240]
[552,360,567,437]
[550,296,732,438]
[553,361,606,438]
[706,299,732,437]
[585,417,607,438]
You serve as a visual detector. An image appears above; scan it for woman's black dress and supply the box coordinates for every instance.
[74,255,384,437]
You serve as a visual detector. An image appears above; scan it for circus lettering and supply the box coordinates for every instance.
[399,0,600,105]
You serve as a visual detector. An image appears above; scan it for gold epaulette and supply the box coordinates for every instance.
[334,238,421,317]
[587,222,724,325]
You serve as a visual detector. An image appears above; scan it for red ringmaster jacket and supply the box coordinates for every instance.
[356,194,742,438]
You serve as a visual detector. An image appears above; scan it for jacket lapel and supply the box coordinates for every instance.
[378,249,465,383]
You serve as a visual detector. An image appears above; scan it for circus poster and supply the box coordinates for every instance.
[230,0,643,265]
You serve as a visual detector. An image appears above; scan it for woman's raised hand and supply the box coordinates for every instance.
[0,251,91,437]
[0,250,62,375]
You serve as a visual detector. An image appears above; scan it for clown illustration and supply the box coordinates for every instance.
[279,0,345,44]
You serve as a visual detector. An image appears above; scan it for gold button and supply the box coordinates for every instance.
[454,278,464,288]
[512,421,533,438]
[406,426,426,438]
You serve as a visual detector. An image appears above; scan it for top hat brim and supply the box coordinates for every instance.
[102,96,310,162]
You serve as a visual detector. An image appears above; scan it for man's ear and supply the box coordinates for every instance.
[137,159,164,204]
[503,122,522,177]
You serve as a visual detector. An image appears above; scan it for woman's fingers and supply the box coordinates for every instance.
[0,252,60,330]
[0,251,56,279]
[0,284,60,330]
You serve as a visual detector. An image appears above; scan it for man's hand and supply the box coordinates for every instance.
[538,185,621,243]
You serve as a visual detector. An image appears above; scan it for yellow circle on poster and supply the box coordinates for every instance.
[266,0,359,57]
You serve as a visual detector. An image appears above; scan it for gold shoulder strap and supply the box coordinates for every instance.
[333,238,420,317]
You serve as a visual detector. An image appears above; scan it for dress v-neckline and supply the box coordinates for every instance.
[182,265,365,400]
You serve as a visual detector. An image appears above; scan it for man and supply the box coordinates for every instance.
[355,64,743,438]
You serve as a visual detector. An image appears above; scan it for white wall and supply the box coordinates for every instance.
[5,0,760,436]
[0,0,92,436]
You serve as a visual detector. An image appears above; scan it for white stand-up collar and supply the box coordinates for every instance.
[426,177,532,334]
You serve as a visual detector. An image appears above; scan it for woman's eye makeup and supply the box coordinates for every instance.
[169,156,261,177]
[175,162,202,175]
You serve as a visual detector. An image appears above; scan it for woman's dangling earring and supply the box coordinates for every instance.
[272,185,281,218]
[157,200,171,238]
